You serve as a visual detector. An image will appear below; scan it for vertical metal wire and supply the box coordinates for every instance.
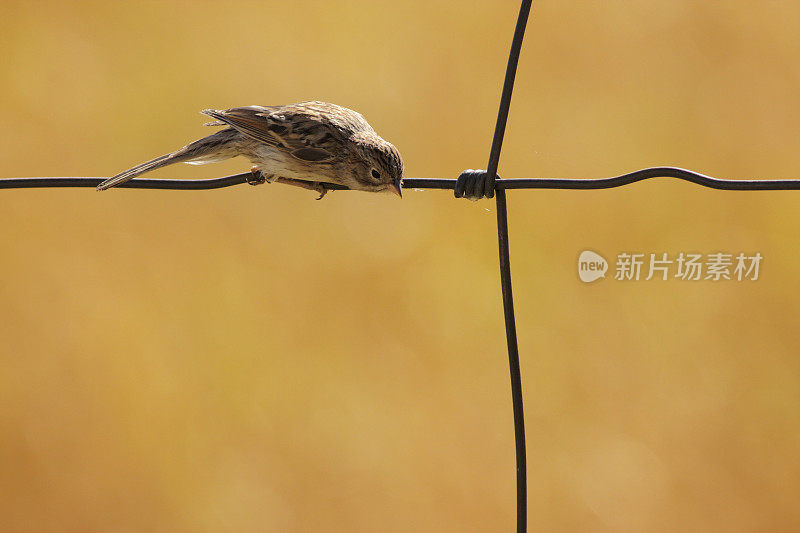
[485,1,533,531]
[495,187,527,533]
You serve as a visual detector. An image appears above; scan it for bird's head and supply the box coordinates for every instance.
[348,132,404,197]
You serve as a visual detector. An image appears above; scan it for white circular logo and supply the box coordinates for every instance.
[578,250,608,283]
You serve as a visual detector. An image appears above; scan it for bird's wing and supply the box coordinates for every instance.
[200,106,335,163]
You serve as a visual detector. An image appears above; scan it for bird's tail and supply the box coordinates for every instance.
[96,128,241,190]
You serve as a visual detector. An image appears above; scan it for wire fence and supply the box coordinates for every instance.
[5,1,800,532]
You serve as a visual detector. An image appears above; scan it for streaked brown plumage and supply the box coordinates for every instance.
[96,101,404,198]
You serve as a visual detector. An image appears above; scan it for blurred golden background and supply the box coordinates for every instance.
[2,1,799,531]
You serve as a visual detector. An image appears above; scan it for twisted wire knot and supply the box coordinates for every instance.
[454,169,497,200]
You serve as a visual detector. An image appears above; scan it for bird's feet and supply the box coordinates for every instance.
[314,182,329,200]
[247,166,269,186]
[271,177,331,199]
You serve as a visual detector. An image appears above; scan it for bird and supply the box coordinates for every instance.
[96,101,404,199]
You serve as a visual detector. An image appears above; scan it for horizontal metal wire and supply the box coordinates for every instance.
[0,174,250,189]
[415,167,800,191]
[3,167,800,191]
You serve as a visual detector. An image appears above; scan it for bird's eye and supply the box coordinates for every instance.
[371,169,381,180]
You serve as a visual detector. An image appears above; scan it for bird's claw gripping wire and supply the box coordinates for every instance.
[247,166,268,186]
[314,183,329,200]
[455,169,498,200]
[246,168,328,199]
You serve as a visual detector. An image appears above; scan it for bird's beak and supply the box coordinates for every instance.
[391,178,403,198]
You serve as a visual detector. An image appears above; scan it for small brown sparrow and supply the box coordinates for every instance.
[96,101,404,199]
